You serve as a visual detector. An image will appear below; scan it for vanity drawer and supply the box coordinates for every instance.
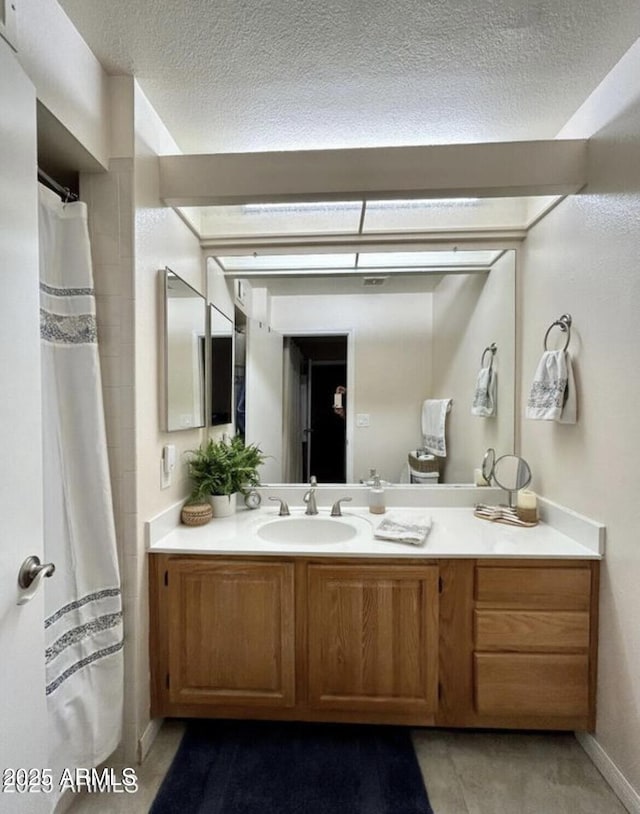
[475,567,591,610]
[474,610,590,651]
[474,653,590,717]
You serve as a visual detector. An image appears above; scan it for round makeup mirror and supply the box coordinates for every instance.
[492,454,532,506]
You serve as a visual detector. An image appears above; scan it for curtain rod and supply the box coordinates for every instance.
[37,167,79,202]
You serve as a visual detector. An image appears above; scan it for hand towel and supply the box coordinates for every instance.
[526,350,577,423]
[421,399,452,456]
[471,366,497,417]
[374,513,433,546]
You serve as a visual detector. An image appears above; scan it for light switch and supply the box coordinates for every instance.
[161,444,176,489]
[356,413,370,428]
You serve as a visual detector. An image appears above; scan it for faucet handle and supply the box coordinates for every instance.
[269,496,290,516]
[309,475,318,486]
[330,497,352,517]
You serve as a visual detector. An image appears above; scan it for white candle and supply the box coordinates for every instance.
[517,490,537,510]
[473,468,489,486]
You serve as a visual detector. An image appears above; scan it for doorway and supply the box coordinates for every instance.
[284,335,348,483]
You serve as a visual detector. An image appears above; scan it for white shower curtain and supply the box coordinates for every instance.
[38,186,123,799]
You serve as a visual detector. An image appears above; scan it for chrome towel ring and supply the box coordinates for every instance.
[481,342,497,368]
[544,314,572,351]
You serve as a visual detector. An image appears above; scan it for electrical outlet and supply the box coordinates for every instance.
[356,413,370,428]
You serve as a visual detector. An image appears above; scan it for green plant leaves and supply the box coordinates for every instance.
[187,435,266,501]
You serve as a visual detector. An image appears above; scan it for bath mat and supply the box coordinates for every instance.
[150,719,434,814]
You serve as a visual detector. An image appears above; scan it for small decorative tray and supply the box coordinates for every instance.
[473,504,539,528]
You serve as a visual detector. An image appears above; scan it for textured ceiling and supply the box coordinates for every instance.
[59,0,640,155]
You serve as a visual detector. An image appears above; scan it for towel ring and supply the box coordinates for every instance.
[544,314,572,352]
[481,343,497,368]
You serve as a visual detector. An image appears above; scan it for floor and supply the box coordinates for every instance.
[66,722,628,814]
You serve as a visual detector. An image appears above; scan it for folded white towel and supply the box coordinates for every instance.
[421,399,452,456]
[471,366,497,417]
[526,350,577,423]
[374,513,433,546]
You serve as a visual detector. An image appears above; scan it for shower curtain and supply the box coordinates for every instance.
[38,185,123,798]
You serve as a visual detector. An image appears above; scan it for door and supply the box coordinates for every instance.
[0,38,48,808]
[245,318,284,482]
[306,360,347,482]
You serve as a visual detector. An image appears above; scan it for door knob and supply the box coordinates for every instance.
[17,556,55,606]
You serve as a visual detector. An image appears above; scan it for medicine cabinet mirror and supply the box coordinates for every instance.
[162,268,206,432]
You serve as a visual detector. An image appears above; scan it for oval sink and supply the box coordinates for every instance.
[257,517,358,544]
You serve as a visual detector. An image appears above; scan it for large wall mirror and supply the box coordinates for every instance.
[162,268,206,431]
[219,249,516,485]
[163,148,566,482]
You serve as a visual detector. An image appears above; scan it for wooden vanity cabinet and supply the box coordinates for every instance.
[149,554,599,730]
[150,555,440,724]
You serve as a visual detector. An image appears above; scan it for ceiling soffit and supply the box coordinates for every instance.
[159,139,587,208]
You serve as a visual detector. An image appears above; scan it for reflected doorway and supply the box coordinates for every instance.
[284,335,347,483]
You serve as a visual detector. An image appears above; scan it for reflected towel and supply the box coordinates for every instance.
[421,399,452,456]
[526,350,577,423]
[471,366,497,417]
[374,513,433,546]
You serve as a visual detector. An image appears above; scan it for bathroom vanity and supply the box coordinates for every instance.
[148,505,600,732]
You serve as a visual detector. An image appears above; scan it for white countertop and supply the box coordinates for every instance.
[148,505,601,560]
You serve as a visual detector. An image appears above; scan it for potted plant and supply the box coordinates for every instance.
[187,435,265,517]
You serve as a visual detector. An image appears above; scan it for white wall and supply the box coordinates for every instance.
[206,257,235,319]
[519,92,640,803]
[130,81,205,758]
[270,292,433,483]
[432,256,516,482]
[18,0,110,167]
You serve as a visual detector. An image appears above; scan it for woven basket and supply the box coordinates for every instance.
[408,451,444,474]
[181,502,213,526]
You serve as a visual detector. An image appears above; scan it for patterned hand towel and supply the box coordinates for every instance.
[526,350,577,423]
[421,399,452,456]
[471,366,497,417]
[374,514,433,546]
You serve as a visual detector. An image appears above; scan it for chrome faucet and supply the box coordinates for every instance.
[303,476,318,515]
[330,496,352,517]
[268,496,290,516]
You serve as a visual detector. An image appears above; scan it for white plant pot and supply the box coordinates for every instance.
[210,492,237,517]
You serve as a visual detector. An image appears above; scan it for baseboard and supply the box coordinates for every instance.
[138,717,164,763]
[576,732,640,814]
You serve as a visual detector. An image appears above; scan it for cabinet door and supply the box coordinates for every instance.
[307,564,439,716]
[167,559,295,707]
